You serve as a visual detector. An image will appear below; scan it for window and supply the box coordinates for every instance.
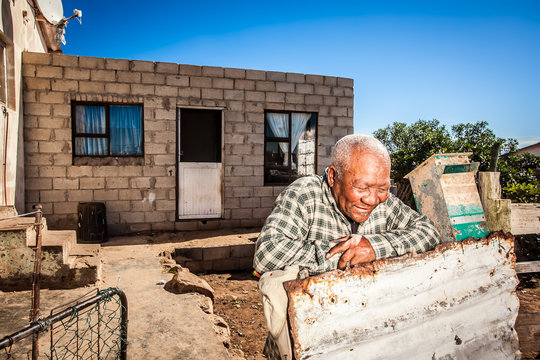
[264,111,317,185]
[72,102,143,157]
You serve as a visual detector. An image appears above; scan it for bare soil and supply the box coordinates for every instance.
[200,272,267,360]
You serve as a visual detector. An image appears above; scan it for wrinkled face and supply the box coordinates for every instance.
[328,151,391,223]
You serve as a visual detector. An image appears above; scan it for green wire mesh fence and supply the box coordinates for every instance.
[0,287,127,360]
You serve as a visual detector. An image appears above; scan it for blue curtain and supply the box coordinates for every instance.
[109,105,143,156]
[75,105,107,155]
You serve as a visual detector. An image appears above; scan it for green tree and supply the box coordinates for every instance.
[374,120,538,203]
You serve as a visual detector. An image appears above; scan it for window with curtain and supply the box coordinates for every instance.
[264,111,317,185]
[72,102,143,157]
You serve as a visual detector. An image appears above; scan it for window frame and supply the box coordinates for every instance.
[263,110,318,186]
[71,101,144,159]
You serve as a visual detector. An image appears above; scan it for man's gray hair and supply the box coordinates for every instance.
[331,134,390,174]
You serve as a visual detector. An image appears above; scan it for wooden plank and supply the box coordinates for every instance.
[511,203,540,235]
[515,261,540,274]
[515,312,540,354]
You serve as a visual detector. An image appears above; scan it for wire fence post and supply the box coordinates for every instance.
[30,204,43,360]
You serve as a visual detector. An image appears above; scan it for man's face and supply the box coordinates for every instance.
[328,151,391,223]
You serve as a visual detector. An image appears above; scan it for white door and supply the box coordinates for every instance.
[177,108,223,219]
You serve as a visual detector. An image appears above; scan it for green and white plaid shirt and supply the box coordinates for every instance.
[254,174,441,275]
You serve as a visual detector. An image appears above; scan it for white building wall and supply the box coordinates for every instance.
[0,0,49,211]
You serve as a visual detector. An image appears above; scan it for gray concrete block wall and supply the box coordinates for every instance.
[22,52,353,235]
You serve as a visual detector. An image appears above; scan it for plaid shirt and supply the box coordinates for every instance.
[254,174,441,275]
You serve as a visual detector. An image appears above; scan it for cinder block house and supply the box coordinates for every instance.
[23,53,353,234]
[22,53,354,235]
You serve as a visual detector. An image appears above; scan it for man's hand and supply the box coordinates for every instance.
[326,234,376,270]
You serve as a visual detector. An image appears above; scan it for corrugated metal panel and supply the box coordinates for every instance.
[285,233,520,360]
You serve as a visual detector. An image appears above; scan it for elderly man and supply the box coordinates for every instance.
[254,134,441,359]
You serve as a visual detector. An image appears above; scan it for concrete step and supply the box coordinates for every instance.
[174,236,256,273]
[0,218,102,290]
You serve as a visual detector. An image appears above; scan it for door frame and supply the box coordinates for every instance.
[176,106,225,221]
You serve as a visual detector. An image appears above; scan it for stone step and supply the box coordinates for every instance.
[0,217,101,290]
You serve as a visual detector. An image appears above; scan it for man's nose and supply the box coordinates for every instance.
[361,189,380,206]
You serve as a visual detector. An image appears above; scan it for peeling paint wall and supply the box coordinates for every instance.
[285,233,520,360]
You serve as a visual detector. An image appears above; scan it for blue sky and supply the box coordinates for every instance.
[59,0,540,146]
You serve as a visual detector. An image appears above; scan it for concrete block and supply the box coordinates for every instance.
[324,76,338,86]
[314,85,331,96]
[245,69,265,80]
[255,81,275,92]
[156,62,179,74]
[39,140,67,154]
[24,78,51,90]
[53,178,79,190]
[80,177,105,189]
[338,97,354,107]
[178,87,201,98]
[93,167,119,177]
[79,56,105,69]
[234,79,255,90]
[266,71,286,81]
[41,189,67,202]
[276,82,295,93]
[120,211,144,223]
[323,96,337,106]
[141,72,165,84]
[287,73,305,83]
[155,86,178,96]
[305,95,323,105]
[130,60,155,72]
[266,92,285,103]
[285,93,304,104]
[337,77,354,87]
[130,177,151,189]
[36,65,63,79]
[190,76,212,88]
[330,106,348,116]
[212,78,234,89]
[155,177,175,188]
[224,111,244,122]
[22,64,36,77]
[25,104,51,118]
[174,222,198,231]
[240,197,261,208]
[202,88,223,100]
[224,90,244,100]
[25,153,53,166]
[52,104,71,117]
[231,208,253,219]
[38,92,65,104]
[119,189,143,200]
[296,83,314,94]
[90,69,115,82]
[202,66,224,77]
[37,117,65,129]
[153,154,175,165]
[39,165,66,178]
[67,190,93,202]
[53,201,78,214]
[117,71,141,83]
[245,91,265,102]
[105,58,129,70]
[22,52,51,65]
[105,83,130,94]
[155,199,175,211]
[245,102,264,112]
[53,129,71,141]
[51,79,78,92]
[79,81,105,93]
[165,75,189,87]
[175,247,203,261]
[93,189,119,201]
[67,167,92,178]
[231,187,253,198]
[64,67,90,80]
[144,211,168,223]
[105,178,128,189]
[179,64,202,76]
[203,246,231,261]
[131,84,155,96]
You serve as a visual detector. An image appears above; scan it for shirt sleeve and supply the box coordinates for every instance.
[253,186,315,274]
[363,195,442,260]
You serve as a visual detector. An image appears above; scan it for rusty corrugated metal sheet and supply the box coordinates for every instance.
[284,233,520,360]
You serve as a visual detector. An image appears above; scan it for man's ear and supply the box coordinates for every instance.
[327,166,336,187]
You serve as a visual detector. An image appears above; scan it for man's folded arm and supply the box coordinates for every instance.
[364,197,441,260]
